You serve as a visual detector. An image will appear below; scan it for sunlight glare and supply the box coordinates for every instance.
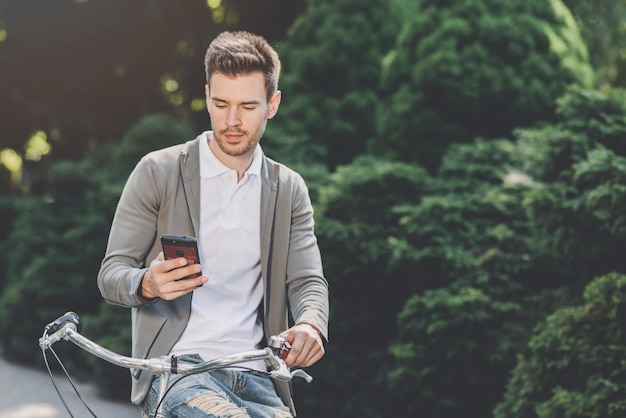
[207,0,221,9]
[164,79,179,93]
[0,148,21,172]
[25,131,52,162]
[190,98,206,112]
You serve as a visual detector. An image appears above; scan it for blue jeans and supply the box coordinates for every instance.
[140,355,293,418]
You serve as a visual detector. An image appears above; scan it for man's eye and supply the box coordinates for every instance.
[243,106,256,111]
[215,104,227,109]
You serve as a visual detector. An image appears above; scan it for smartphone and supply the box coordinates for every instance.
[160,234,202,280]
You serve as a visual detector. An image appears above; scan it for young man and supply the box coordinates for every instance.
[97,31,329,417]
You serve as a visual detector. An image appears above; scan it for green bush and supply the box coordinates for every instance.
[494,272,626,418]
[518,86,626,281]
[264,0,398,169]
[387,287,521,417]
[374,0,593,169]
[0,114,193,398]
[308,156,431,417]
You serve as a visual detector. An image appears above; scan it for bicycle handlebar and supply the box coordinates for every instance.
[39,312,312,383]
[44,311,82,334]
[39,312,313,418]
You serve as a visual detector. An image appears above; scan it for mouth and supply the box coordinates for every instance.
[223,131,245,142]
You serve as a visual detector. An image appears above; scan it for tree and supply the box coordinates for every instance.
[518,86,626,281]
[263,0,398,170]
[388,287,521,417]
[380,139,542,417]
[490,85,626,418]
[0,0,305,191]
[494,272,626,418]
[316,85,626,416]
[303,156,430,417]
[0,170,110,364]
[0,114,193,398]
[373,0,594,170]
[563,0,626,86]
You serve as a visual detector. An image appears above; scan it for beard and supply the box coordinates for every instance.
[213,126,265,157]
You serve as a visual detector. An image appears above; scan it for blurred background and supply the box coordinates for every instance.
[2,0,626,417]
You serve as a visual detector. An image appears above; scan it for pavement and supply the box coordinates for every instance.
[0,356,139,418]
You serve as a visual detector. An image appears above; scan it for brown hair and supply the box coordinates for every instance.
[204,31,281,102]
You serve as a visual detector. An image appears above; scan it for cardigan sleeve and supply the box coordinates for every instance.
[284,172,330,341]
[97,156,163,307]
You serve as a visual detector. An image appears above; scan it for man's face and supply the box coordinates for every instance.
[206,72,280,159]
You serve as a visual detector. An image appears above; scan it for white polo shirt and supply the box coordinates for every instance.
[170,132,265,371]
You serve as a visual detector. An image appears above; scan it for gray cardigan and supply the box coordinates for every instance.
[97,133,329,414]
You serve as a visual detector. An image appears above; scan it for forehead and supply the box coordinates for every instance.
[208,72,266,102]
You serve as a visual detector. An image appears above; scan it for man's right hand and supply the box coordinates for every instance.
[141,252,208,300]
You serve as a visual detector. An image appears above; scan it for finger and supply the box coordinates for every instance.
[159,273,207,299]
[171,263,203,281]
[299,342,324,367]
[162,257,191,273]
[154,258,199,281]
[287,345,320,368]
[284,336,324,368]
[147,257,205,299]
[287,343,311,367]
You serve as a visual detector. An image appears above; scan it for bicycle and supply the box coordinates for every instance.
[39,312,313,418]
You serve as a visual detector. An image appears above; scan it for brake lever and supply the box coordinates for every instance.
[291,369,313,383]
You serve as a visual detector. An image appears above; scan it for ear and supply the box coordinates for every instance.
[267,90,281,119]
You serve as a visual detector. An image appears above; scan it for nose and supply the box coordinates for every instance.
[226,108,241,127]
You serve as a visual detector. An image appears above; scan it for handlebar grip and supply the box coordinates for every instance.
[46,311,82,334]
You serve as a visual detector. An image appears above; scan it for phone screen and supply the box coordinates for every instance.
[160,234,202,280]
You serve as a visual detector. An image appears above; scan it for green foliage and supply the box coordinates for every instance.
[436,138,519,189]
[263,0,398,169]
[0,113,193,397]
[4,2,626,416]
[493,272,626,418]
[518,86,626,280]
[0,196,21,296]
[563,0,626,86]
[307,156,430,417]
[388,138,533,296]
[374,0,594,169]
[390,187,531,295]
[387,287,521,417]
[574,149,626,239]
[490,87,626,417]
[0,0,303,176]
[0,192,108,364]
[109,113,195,180]
[515,126,589,182]
[557,85,626,156]
[80,303,133,399]
[317,156,430,277]
[314,89,626,413]
[374,138,547,416]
